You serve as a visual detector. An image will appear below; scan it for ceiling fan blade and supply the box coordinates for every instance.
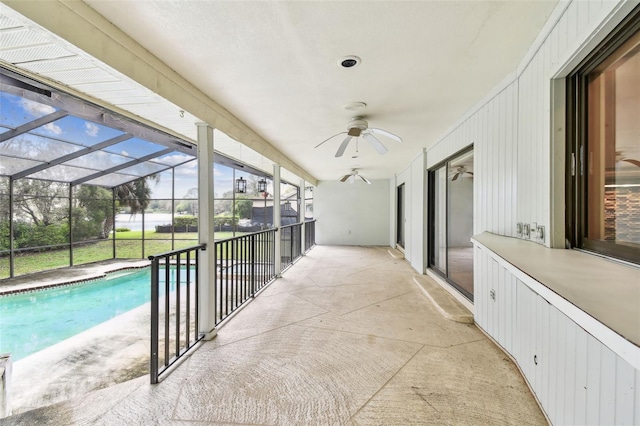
[452,173,460,181]
[335,136,352,158]
[369,127,402,143]
[622,158,640,167]
[314,132,347,149]
[467,172,474,176]
[359,174,372,184]
[340,174,351,182]
[363,133,388,155]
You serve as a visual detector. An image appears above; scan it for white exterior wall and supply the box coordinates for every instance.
[395,0,639,423]
[315,179,390,246]
[409,153,426,272]
[390,152,426,272]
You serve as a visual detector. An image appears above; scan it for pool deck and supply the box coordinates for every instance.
[0,259,150,295]
[2,245,547,425]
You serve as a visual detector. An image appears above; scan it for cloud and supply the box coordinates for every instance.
[19,98,56,117]
[121,150,130,157]
[176,161,198,176]
[85,122,99,137]
[44,122,62,135]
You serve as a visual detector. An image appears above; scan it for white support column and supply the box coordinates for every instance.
[299,179,306,255]
[196,122,217,340]
[273,165,281,276]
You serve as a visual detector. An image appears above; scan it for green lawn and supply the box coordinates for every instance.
[1,230,273,278]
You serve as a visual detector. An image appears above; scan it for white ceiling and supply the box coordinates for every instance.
[2,1,559,182]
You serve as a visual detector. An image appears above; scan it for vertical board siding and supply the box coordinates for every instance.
[574,327,589,425]
[426,85,518,238]
[616,357,636,424]
[586,333,603,425]
[600,346,617,424]
[475,245,639,425]
[426,0,623,245]
[426,2,639,423]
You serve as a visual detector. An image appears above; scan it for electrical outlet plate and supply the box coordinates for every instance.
[523,223,530,239]
[516,223,523,237]
[536,225,545,242]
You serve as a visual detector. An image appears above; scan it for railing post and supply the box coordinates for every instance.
[251,234,256,297]
[150,257,159,384]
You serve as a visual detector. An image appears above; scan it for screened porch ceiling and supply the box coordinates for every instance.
[0,70,300,189]
[0,72,198,189]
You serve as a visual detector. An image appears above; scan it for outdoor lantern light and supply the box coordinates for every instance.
[257,178,267,193]
[284,200,291,211]
[235,177,247,193]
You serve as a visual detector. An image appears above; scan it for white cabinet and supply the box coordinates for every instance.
[473,243,639,425]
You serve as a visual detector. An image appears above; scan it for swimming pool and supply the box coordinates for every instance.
[0,267,187,361]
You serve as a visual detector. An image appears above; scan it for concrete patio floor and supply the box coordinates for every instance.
[3,245,547,425]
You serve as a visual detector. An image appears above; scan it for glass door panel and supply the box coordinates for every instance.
[432,166,447,274]
[447,152,474,299]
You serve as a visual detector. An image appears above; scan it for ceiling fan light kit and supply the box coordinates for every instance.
[450,166,474,181]
[315,116,402,158]
[340,169,371,184]
[343,102,367,111]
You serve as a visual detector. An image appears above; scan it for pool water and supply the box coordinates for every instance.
[0,267,187,361]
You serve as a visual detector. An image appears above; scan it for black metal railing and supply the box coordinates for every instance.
[149,243,206,384]
[149,221,315,383]
[214,229,276,324]
[280,223,302,270]
[304,219,316,252]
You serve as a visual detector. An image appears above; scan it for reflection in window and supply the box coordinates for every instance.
[587,34,640,245]
[428,149,474,301]
[569,15,640,264]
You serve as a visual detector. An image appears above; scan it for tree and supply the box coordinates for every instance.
[12,179,68,226]
[73,185,113,239]
[235,199,253,219]
[175,187,198,215]
[115,176,157,214]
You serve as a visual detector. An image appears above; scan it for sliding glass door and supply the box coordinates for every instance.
[428,148,474,301]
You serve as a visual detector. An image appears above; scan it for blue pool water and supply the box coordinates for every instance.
[0,267,187,361]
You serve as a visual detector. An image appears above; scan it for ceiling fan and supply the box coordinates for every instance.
[450,166,473,181]
[616,151,640,168]
[340,169,371,184]
[315,117,402,158]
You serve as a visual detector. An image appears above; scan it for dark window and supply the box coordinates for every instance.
[567,8,640,264]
